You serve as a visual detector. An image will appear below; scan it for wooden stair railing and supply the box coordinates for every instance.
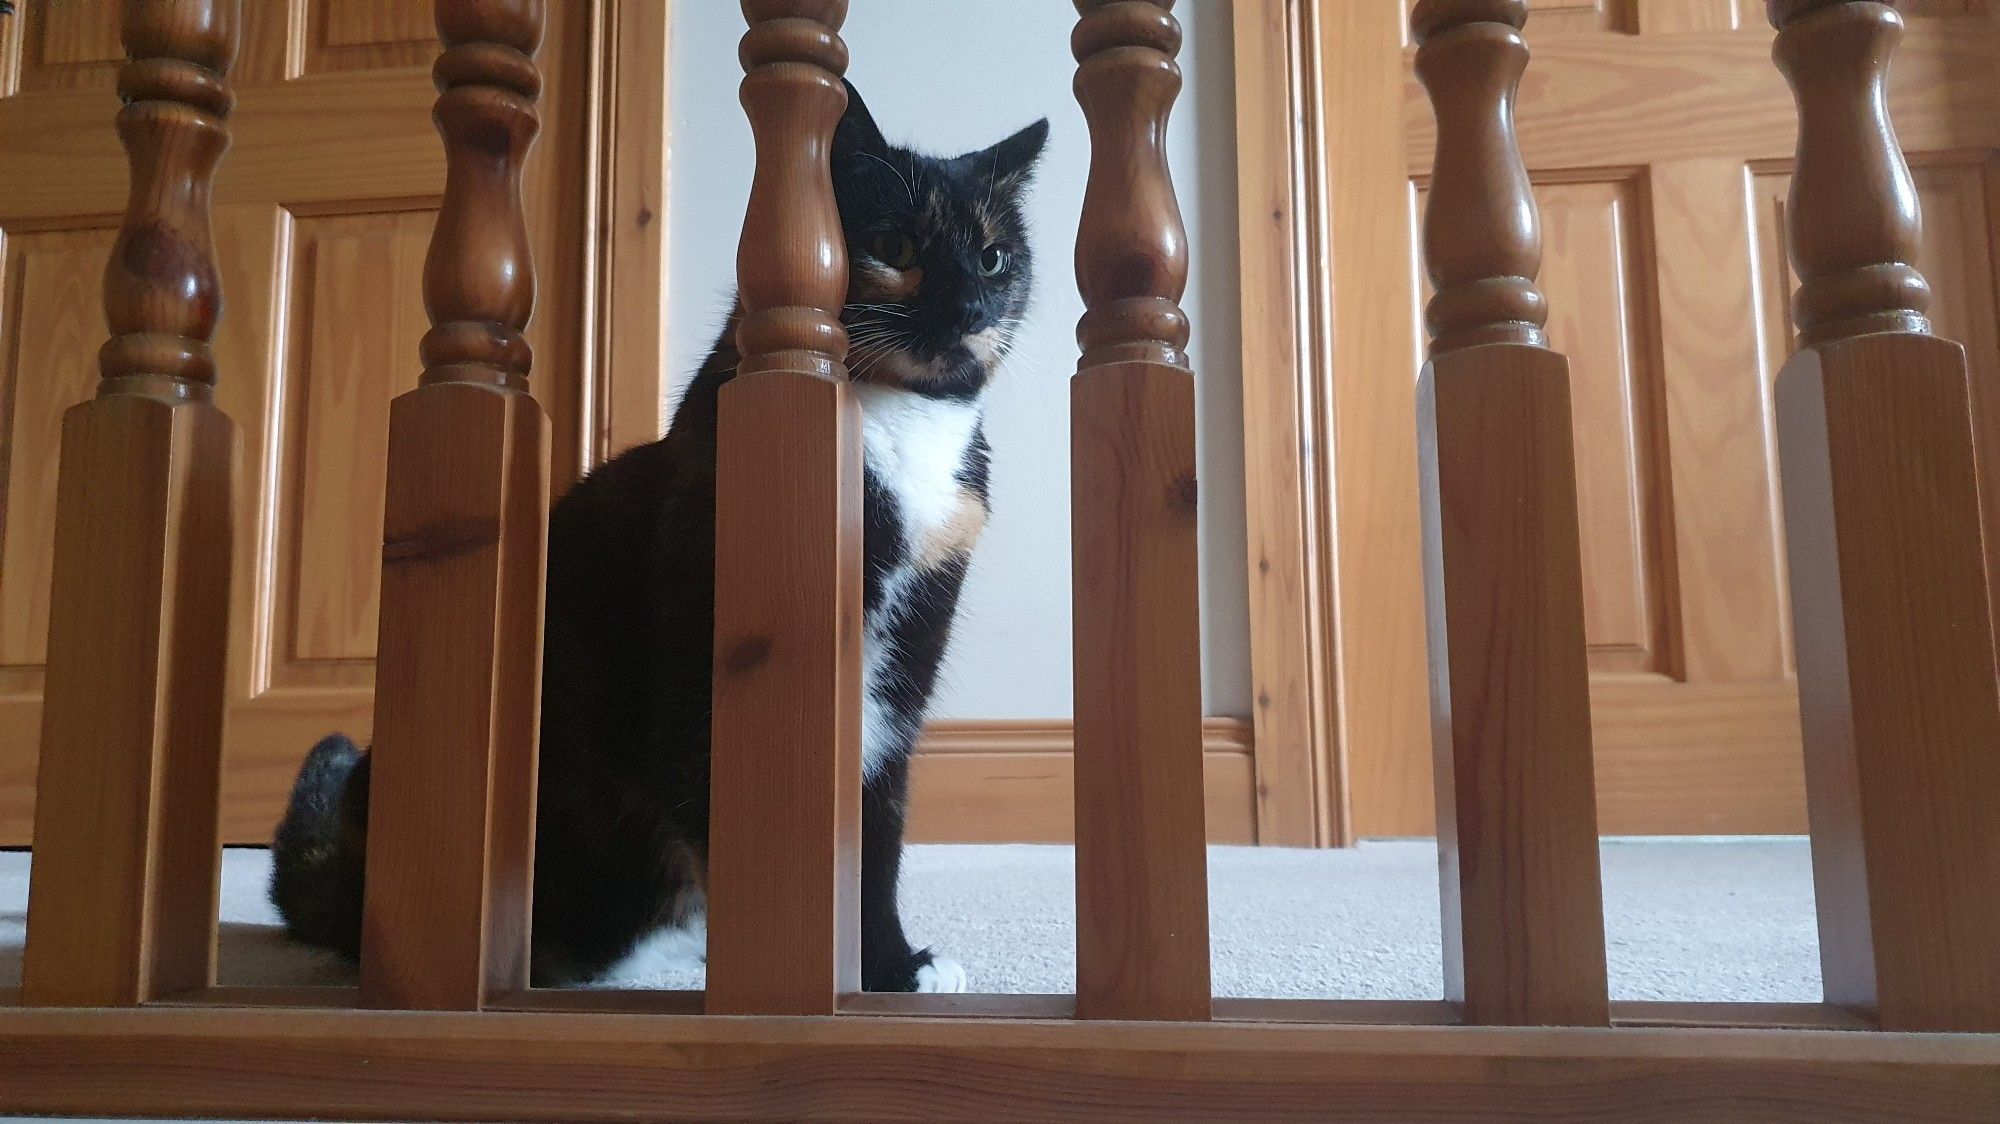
[703,0,865,1016]
[1768,0,2000,1033]
[358,0,552,1012]
[20,0,241,1009]
[1409,0,1610,1027]
[1069,0,1212,1023]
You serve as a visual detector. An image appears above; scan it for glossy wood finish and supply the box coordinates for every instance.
[3,1007,1999,1123]
[0,3,601,849]
[1411,0,1609,1028]
[1768,0,2000,1033]
[1068,0,1211,1023]
[1328,1,2000,840]
[703,0,863,1017]
[358,0,551,1012]
[19,0,239,1008]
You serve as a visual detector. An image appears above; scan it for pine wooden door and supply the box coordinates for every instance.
[0,1,594,844]
[1322,0,2000,836]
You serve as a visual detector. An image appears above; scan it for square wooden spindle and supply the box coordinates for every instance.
[360,385,550,1010]
[1418,344,1611,1028]
[704,371,864,1016]
[1071,362,1213,1023]
[21,396,236,1007]
[1777,332,2000,1033]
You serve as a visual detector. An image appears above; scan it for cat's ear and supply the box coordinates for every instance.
[833,79,891,160]
[984,119,1050,188]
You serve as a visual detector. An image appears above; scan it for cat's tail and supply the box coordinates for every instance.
[269,732,371,958]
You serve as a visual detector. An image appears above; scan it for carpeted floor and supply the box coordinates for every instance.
[0,839,1822,1001]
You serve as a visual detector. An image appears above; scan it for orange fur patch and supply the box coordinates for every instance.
[915,487,988,571]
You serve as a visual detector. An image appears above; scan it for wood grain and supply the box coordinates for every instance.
[584,0,672,462]
[906,720,1256,845]
[20,0,240,1008]
[1533,175,1674,675]
[1315,0,1437,839]
[0,227,115,675]
[359,0,552,1012]
[1401,23,2000,173]
[1346,0,2000,839]
[1769,0,2000,1034]
[702,0,862,1017]
[1776,335,2000,1032]
[1,1007,1997,1123]
[0,2,600,847]
[1228,0,1331,848]
[1069,0,1211,1023]
[1412,0,1609,1026]
[705,372,864,1015]
[304,0,435,75]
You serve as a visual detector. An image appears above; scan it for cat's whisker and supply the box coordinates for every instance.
[857,150,916,206]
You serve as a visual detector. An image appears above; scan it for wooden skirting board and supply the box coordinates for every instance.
[0,1004,1995,1122]
[0,717,1257,847]
[908,718,1258,845]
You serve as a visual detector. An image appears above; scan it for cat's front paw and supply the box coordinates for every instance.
[914,955,967,993]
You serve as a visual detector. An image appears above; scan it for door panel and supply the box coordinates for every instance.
[1343,0,2000,834]
[0,2,591,844]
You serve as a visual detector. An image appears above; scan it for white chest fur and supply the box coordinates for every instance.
[853,384,983,779]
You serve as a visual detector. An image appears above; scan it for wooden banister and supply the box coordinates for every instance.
[21,0,241,1008]
[703,0,864,1016]
[358,0,552,1011]
[1069,0,1211,1023]
[1768,0,2000,1033]
[1410,0,1610,1027]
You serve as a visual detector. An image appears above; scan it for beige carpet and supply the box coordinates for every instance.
[0,838,1821,1001]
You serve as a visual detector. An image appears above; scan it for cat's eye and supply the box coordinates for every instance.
[979,245,1010,277]
[870,232,919,270]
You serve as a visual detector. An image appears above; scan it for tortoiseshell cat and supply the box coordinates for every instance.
[270,82,1047,992]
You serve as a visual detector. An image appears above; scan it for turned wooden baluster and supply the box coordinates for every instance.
[1070,0,1211,1023]
[1769,0,2000,1033]
[1410,0,1608,1027]
[21,0,240,1008]
[359,0,551,1011]
[704,0,864,1016]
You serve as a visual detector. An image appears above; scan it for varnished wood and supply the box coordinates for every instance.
[1771,0,1932,343]
[1069,0,1211,1023]
[1412,0,1609,1027]
[1307,1,1438,839]
[1,1007,1998,1122]
[359,0,551,1012]
[703,0,863,1017]
[906,719,1257,845]
[1769,0,2000,1034]
[19,0,240,1008]
[0,6,601,846]
[1228,0,1333,847]
[1413,1,1549,355]
[585,0,672,461]
[1339,2,2000,840]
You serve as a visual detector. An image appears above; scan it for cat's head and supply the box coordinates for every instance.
[831,81,1048,401]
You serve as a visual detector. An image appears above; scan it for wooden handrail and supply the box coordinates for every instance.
[704,0,865,1017]
[1767,0,2000,1033]
[1410,0,1610,1027]
[21,0,242,1008]
[1069,0,1212,1023]
[358,0,552,1012]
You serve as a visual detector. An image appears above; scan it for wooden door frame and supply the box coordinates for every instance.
[590,3,1338,845]
[1226,1,1436,846]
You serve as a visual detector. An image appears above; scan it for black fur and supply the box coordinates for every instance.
[272,82,1046,991]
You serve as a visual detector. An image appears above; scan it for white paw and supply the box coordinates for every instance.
[914,956,968,994]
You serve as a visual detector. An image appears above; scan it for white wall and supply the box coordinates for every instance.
[668,1,1250,720]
